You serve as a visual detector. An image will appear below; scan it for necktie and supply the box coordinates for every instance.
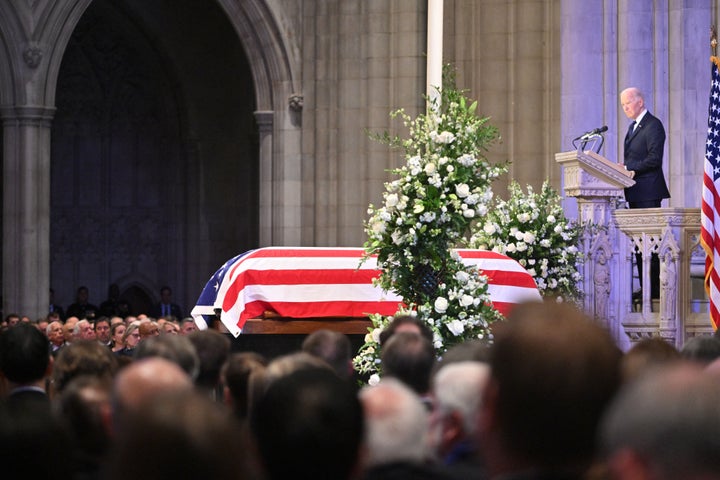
[625,121,636,143]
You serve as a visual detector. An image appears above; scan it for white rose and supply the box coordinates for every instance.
[434,297,449,313]
[523,232,536,244]
[368,374,381,386]
[540,239,551,248]
[463,209,475,218]
[447,319,465,336]
[424,163,436,175]
[455,183,471,198]
[455,271,469,283]
[458,153,475,166]
[460,294,474,307]
[371,221,386,235]
[547,214,556,223]
[554,225,563,233]
[516,242,528,251]
[514,230,525,241]
[506,243,517,253]
[518,213,531,223]
[371,328,383,343]
[385,193,398,208]
[437,131,456,143]
[483,223,496,235]
[446,165,454,173]
[465,193,480,205]
[527,268,537,277]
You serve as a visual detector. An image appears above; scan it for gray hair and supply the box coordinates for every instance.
[601,363,720,478]
[432,361,490,434]
[359,378,430,466]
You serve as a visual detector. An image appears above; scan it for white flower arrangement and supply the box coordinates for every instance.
[353,70,507,378]
[469,180,584,301]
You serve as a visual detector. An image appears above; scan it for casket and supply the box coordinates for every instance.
[191,247,541,336]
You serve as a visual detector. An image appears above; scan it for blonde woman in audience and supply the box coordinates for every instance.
[116,322,141,357]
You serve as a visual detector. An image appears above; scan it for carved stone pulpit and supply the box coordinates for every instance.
[555,149,635,339]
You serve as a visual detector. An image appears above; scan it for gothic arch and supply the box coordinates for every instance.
[215,0,299,111]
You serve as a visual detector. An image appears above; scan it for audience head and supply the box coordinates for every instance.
[301,329,353,379]
[46,320,65,347]
[94,317,111,344]
[381,331,436,395]
[621,336,680,382]
[680,335,720,365]
[251,367,364,480]
[179,317,198,335]
[479,301,622,476]
[4,313,20,328]
[186,329,231,391]
[51,340,118,396]
[430,361,490,459]
[74,319,96,341]
[601,363,720,480]
[138,320,160,339]
[120,322,141,350]
[63,316,79,342]
[133,334,200,381]
[110,322,126,349]
[0,322,51,387]
[55,375,114,470]
[221,351,267,419]
[108,390,253,480]
[379,314,434,346]
[360,378,431,467]
[112,357,193,423]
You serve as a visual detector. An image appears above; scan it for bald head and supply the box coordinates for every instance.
[113,357,193,413]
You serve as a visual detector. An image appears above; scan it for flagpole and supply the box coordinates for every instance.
[426,0,443,112]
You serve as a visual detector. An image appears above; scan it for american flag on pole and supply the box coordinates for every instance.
[701,56,720,330]
[191,247,541,337]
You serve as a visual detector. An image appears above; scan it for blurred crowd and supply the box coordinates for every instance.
[2,300,720,480]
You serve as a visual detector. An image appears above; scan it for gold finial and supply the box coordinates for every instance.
[712,26,718,57]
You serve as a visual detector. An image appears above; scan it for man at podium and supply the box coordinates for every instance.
[621,86,670,300]
[620,87,670,208]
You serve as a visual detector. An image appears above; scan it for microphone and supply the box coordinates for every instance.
[574,125,608,141]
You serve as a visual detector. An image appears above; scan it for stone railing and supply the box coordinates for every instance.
[557,150,713,351]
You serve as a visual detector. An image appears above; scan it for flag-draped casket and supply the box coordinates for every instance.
[191,247,541,337]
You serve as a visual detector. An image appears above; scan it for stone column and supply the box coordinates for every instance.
[255,110,274,246]
[1,105,55,318]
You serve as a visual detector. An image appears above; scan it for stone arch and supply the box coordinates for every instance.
[215,0,302,246]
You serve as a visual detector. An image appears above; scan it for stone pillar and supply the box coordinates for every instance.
[255,110,274,246]
[1,105,55,318]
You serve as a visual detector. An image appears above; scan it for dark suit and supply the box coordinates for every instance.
[624,111,668,298]
[151,302,183,319]
[623,111,670,206]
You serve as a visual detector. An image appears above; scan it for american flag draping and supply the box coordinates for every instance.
[191,247,541,337]
[701,56,720,330]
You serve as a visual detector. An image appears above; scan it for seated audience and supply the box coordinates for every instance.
[478,301,622,479]
[109,322,126,353]
[251,367,364,480]
[620,336,680,382]
[51,340,118,398]
[106,390,254,480]
[601,362,720,480]
[115,321,141,357]
[379,314,435,346]
[679,335,720,365]
[187,329,231,397]
[381,331,436,399]
[221,351,267,420]
[133,334,200,381]
[430,361,490,480]
[360,378,448,480]
[301,328,354,380]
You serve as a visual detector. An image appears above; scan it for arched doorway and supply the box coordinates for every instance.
[50,0,258,315]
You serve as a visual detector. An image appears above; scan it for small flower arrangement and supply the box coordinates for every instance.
[354,69,507,378]
[469,180,584,301]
